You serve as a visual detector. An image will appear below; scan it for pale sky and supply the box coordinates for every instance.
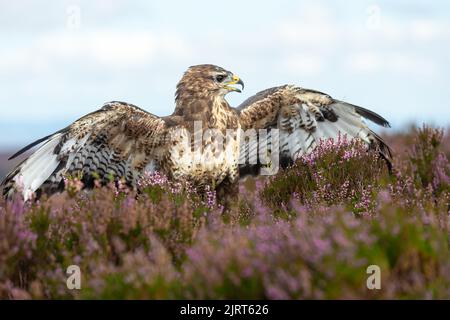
[0,0,449,148]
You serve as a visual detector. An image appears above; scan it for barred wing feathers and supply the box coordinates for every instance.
[237,85,391,176]
[1,102,169,200]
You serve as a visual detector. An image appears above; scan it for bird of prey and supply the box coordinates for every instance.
[1,64,391,202]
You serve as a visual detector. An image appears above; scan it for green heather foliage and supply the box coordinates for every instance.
[260,135,386,212]
[0,126,450,299]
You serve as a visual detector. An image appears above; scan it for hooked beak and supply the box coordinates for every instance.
[224,74,244,93]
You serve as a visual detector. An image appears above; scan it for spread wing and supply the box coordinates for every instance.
[1,101,170,200]
[237,85,392,177]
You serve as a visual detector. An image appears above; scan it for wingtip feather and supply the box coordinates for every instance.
[7,129,66,160]
[334,100,391,128]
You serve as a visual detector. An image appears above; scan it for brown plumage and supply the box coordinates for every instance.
[1,64,391,202]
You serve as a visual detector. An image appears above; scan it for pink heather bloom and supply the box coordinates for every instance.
[1,126,450,300]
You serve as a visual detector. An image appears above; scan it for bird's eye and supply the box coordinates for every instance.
[215,75,226,82]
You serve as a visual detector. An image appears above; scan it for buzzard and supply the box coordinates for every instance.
[1,64,391,202]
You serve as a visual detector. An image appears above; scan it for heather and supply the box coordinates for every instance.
[1,126,450,299]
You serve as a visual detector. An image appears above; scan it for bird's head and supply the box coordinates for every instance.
[176,64,244,101]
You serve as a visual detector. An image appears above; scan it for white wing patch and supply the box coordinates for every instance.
[239,95,387,178]
[279,101,376,162]
[12,133,63,200]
